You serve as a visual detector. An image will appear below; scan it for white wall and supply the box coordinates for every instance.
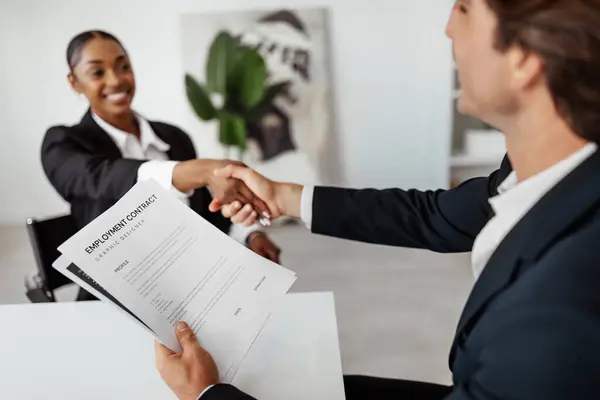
[0,0,454,225]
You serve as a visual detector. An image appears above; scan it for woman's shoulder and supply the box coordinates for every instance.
[44,121,85,142]
[42,116,102,153]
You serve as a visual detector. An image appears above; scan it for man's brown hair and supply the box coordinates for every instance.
[484,0,600,143]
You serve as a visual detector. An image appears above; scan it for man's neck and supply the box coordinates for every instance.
[502,108,589,183]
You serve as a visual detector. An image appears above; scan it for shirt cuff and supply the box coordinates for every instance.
[197,384,215,399]
[230,223,261,244]
[300,185,314,230]
[137,160,193,200]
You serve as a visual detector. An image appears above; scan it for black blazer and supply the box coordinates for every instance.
[41,110,232,234]
[311,153,600,399]
[205,151,600,399]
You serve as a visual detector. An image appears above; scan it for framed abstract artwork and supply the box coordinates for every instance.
[181,8,335,187]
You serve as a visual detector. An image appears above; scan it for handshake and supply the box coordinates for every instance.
[172,158,303,265]
[171,158,303,227]
[206,163,304,226]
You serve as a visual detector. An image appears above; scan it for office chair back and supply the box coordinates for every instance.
[26,214,78,301]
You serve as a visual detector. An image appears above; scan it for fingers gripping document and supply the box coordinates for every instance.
[53,179,296,383]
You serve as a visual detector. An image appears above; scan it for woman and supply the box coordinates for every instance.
[41,30,281,300]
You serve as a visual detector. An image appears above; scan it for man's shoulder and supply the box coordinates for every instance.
[545,211,600,265]
[516,210,600,297]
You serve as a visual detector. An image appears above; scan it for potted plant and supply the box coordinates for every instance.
[185,30,289,160]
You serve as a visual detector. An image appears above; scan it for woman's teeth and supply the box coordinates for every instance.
[106,92,127,102]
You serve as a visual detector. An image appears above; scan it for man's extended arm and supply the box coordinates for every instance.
[212,157,511,253]
[307,169,502,253]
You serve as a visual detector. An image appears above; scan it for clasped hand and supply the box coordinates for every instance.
[172,159,273,225]
[173,159,282,262]
[204,160,273,226]
[208,165,302,225]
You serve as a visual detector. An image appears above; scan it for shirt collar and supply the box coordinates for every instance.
[92,112,170,153]
[489,142,598,216]
[137,116,171,152]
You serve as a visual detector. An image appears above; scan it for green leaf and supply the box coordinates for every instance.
[245,81,290,121]
[239,50,268,108]
[185,74,216,121]
[219,113,247,150]
[227,48,252,96]
[226,48,268,108]
[206,31,238,94]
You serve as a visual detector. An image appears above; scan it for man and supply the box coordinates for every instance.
[155,0,600,399]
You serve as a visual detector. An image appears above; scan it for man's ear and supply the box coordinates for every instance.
[67,72,82,94]
[509,46,544,90]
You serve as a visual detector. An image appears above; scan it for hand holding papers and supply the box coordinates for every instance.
[53,179,296,383]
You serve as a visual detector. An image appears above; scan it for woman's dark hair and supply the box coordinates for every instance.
[484,0,600,143]
[66,30,127,71]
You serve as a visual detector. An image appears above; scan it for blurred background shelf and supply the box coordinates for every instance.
[449,63,505,186]
[450,153,504,167]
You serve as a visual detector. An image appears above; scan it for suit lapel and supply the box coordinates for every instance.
[450,147,600,362]
[78,109,124,157]
[148,121,186,162]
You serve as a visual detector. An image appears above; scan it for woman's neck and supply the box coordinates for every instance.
[93,109,140,137]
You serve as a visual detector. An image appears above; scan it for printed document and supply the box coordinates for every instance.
[54,179,297,382]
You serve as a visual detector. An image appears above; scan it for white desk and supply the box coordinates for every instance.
[0,292,345,400]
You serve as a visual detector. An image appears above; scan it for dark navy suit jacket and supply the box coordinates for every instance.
[205,149,600,399]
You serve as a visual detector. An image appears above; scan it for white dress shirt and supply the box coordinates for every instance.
[92,112,259,244]
[300,143,598,280]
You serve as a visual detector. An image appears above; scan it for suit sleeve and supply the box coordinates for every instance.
[201,384,256,400]
[171,126,234,235]
[311,158,509,253]
[41,126,145,202]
